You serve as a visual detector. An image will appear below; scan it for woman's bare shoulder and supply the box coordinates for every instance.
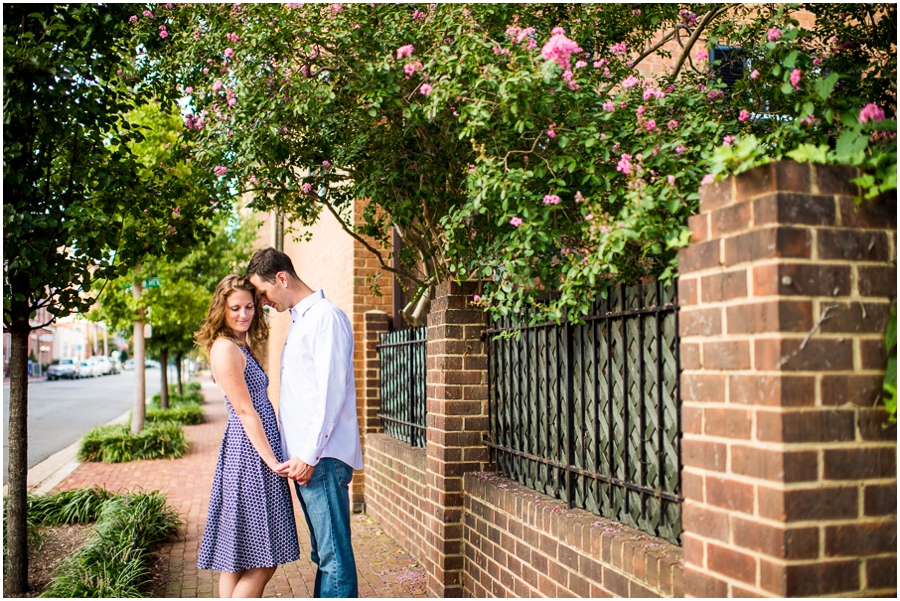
[210,338,245,364]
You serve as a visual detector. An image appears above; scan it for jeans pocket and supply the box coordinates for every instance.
[336,461,353,488]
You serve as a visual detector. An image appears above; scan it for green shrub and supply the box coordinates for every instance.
[28,486,114,525]
[40,489,182,598]
[146,404,203,426]
[78,423,188,463]
[168,380,201,394]
[149,390,204,409]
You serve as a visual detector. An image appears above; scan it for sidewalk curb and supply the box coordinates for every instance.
[3,404,138,497]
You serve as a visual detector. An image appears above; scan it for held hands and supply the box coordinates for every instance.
[273,457,314,485]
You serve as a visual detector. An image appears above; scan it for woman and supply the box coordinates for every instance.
[195,274,299,597]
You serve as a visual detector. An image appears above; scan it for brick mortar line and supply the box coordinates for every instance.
[682,433,895,449]
[683,469,897,489]
[680,297,895,310]
[681,257,895,278]
[680,367,887,375]
[687,530,894,565]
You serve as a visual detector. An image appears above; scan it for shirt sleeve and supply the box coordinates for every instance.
[295,309,352,466]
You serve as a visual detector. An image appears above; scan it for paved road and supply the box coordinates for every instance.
[3,370,163,484]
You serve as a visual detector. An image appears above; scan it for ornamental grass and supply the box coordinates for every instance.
[77,423,187,463]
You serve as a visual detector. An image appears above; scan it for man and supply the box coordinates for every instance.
[246,247,363,598]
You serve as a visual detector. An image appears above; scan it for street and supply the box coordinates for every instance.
[3,370,163,484]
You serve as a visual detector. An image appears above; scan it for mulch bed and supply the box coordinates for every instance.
[4,523,94,598]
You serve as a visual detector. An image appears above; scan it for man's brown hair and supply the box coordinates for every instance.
[245,247,299,283]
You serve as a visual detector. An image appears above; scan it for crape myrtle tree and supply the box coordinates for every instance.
[2,5,219,593]
[139,2,894,327]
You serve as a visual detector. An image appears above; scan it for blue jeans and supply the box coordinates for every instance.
[294,458,358,598]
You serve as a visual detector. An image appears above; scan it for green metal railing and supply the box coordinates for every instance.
[376,326,427,448]
[483,281,683,544]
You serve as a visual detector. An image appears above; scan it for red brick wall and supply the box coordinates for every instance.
[678,161,897,597]
[464,473,683,598]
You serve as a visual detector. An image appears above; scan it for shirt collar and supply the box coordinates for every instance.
[291,289,325,319]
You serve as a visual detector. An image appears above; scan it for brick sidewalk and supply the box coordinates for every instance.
[53,377,426,598]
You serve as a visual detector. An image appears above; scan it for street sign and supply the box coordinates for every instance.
[143,278,161,288]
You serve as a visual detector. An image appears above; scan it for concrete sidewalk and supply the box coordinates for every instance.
[51,376,426,598]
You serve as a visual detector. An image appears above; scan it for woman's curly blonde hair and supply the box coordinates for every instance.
[195,274,268,366]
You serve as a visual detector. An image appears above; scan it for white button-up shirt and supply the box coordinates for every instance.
[278,290,363,470]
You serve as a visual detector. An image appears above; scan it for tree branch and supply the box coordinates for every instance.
[671,6,729,80]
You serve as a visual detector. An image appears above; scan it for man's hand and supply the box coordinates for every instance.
[279,457,315,486]
[271,461,292,478]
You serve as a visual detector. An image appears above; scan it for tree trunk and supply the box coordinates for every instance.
[131,267,146,434]
[159,347,169,410]
[5,326,30,594]
[175,351,184,395]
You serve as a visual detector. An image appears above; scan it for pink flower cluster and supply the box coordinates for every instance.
[540,27,582,70]
[680,10,697,26]
[621,75,640,89]
[212,80,223,93]
[159,25,168,39]
[701,173,716,185]
[505,25,536,46]
[542,194,561,205]
[396,44,414,59]
[616,153,634,175]
[184,115,204,130]
[403,61,423,78]
[738,109,750,122]
[643,87,665,101]
[723,135,736,147]
[667,120,678,130]
[129,15,137,23]
[214,166,228,177]
[859,103,885,124]
[411,9,426,21]
[419,83,432,95]
[329,4,343,16]
[767,28,782,42]
[301,183,313,194]
[610,42,627,54]
[509,217,523,227]
[750,69,760,79]
[224,47,233,58]
[226,32,240,44]
[172,206,181,217]
[547,123,556,138]
[143,10,154,18]
[493,46,511,56]
[790,68,801,88]
[602,100,616,113]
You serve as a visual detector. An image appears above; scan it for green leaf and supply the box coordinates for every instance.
[814,72,841,101]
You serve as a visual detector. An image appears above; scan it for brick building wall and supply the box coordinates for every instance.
[678,161,897,597]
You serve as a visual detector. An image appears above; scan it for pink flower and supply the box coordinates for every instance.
[330,3,344,15]
[859,103,886,124]
[695,49,708,61]
[667,120,678,130]
[585,213,594,221]
[396,44,414,59]
[636,105,645,116]
[551,27,565,35]
[203,68,209,75]
[616,153,634,175]
[129,15,137,23]
[322,160,331,167]
[411,9,426,20]
[767,28,782,42]
[172,206,181,217]
[543,194,561,205]
[165,3,173,8]
[667,174,676,186]
[419,83,433,95]
[738,109,750,122]
[599,225,611,234]
[547,123,556,138]
[142,10,154,18]
[723,135,736,147]
[750,69,760,79]
[610,42,627,54]
[621,75,640,89]
[575,60,587,69]
[646,120,656,131]
[541,29,582,70]
[224,47,234,59]
[632,9,641,15]
[301,183,313,193]
[675,145,686,154]
[249,176,259,185]
[159,30,168,39]
[509,217,523,227]
[813,58,821,66]
[790,68,801,87]
[214,166,227,177]
[473,295,481,303]
[117,69,123,75]
[602,100,616,112]
[701,174,716,185]
[212,80,223,94]
[403,61,423,77]
[184,86,193,94]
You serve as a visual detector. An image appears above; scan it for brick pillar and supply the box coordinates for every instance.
[678,161,897,597]
[424,281,491,597]
[352,311,391,513]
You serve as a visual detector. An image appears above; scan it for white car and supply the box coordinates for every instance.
[77,360,97,378]
[88,356,113,376]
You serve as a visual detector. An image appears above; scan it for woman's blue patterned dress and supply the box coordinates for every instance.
[198,344,300,572]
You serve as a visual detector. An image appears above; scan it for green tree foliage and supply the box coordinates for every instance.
[140,3,894,326]
[2,5,216,592]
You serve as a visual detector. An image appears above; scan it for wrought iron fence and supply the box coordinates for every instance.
[483,281,683,544]
[376,326,427,448]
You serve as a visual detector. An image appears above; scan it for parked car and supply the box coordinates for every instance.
[47,358,78,380]
[88,356,113,376]
[146,359,161,369]
[123,359,135,371]
[109,356,122,374]
[77,360,98,378]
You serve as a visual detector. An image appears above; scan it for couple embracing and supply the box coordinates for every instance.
[194,248,361,598]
